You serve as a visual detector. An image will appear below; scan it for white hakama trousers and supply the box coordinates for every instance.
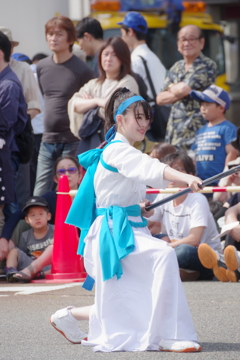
[82,216,198,352]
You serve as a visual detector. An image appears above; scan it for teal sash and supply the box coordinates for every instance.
[66,141,122,256]
[66,140,148,284]
[97,205,147,281]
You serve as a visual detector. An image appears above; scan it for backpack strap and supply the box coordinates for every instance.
[138,55,157,102]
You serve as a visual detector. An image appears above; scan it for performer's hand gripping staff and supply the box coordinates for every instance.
[145,165,240,212]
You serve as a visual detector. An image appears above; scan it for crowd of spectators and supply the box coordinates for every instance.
[0,12,240,283]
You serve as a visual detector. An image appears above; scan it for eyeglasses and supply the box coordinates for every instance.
[57,167,78,176]
[177,37,201,45]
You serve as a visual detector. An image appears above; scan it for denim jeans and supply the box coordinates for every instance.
[175,244,213,280]
[33,141,79,196]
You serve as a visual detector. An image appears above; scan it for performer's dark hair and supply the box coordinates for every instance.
[162,151,196,175]
[104,87,153,134]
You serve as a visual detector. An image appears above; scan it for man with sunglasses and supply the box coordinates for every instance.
[156,25,217,150]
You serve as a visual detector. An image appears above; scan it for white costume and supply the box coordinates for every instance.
[81,133,198,352]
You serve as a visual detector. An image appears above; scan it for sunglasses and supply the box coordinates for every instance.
[57,167,78,176]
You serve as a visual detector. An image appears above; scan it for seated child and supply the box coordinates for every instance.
[0,155,81,271]
[4,196,54,282]
[148,152,222,281]
[190,85,238,199]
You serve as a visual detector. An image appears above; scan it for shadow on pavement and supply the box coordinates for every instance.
[201,342,240,352]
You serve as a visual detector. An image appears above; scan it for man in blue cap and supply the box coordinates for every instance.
[117,12,166,103]
[190,85,238,192]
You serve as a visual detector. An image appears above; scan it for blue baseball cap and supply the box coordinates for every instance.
[12,53,31,63]
[190,85,231,110]
[117,12,148,34]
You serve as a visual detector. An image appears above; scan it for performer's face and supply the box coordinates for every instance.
[116,105,150,145]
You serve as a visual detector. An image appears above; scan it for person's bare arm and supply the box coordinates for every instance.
[74,94,107,114]
[163,166,202,192]
[225,203,240,224]
[148,220,161,235]
[156,90,179,105]
[225,144,239,166]
[0,237,10,261]
[216,173,240,203]
[169,226,205,248]
[169,82,192,98]
[225,203,240,241]
[74,98,101,114]
[156,82,192,105]
[27,109,40,119]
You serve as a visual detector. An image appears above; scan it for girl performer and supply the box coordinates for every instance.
[50,88,202,353]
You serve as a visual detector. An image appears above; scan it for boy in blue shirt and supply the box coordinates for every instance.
[191,85,238,186]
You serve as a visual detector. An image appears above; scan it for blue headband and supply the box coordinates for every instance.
[105,95,145,142]
[114,96,145,122]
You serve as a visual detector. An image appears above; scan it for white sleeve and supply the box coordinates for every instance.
[103,142,169,189]
[189,194,209,229]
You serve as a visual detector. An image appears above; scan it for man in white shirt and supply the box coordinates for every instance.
[148,152,223,281]
[118,12,166,101]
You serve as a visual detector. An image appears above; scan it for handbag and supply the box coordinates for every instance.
[77,107,104,154]
[139,56,171,142]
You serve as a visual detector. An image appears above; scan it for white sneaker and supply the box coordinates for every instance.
[159,339,202,353]
[50,306,87,344]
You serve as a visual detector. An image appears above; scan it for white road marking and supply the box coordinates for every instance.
[0,282,82,295]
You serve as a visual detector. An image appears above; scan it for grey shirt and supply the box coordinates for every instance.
[37,55,94,143]
[18,224,54,259]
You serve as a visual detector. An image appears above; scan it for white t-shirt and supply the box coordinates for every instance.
[149,192,222,253]
[131,43,166,100]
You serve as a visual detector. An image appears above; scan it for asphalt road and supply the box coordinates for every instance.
[0,279,240,360]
